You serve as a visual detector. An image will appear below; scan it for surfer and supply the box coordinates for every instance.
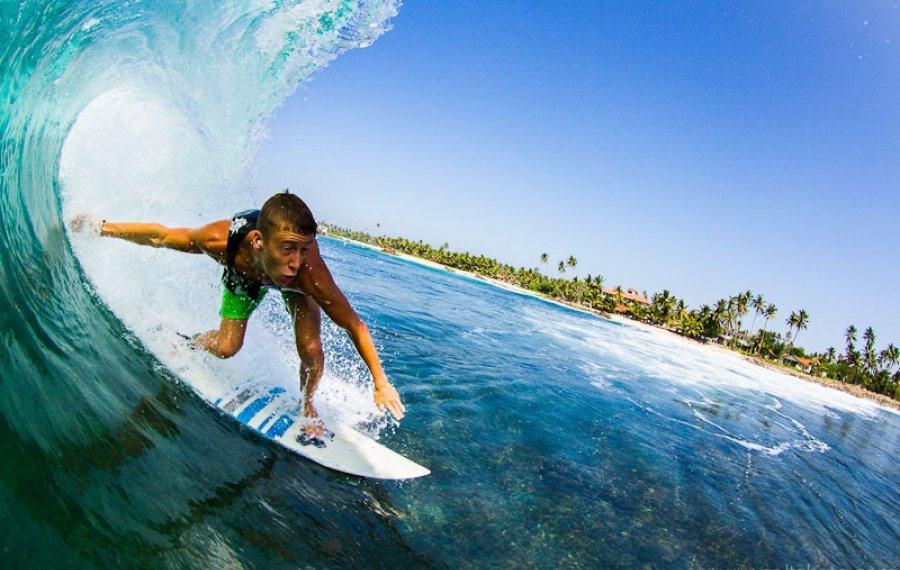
[69,191,405,436]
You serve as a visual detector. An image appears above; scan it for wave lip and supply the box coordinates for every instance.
[0,0,400,460]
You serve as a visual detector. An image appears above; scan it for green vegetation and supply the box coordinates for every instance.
[322,223,899,401]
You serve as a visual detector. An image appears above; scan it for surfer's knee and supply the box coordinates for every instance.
[216,334,244,359]
[210,319,248,359]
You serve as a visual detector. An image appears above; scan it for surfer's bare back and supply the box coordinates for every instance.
[70,191,405,433]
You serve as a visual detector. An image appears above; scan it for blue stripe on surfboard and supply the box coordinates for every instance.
[266,415,294,438]
[257,414,274,432]
[236,387,286,424]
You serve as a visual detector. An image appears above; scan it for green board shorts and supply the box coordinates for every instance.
[219,287,302,320]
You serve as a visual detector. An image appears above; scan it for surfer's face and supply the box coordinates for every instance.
[260,230,315,287]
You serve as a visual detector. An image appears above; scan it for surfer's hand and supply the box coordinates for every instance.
[68,213,103,235]
[374,382,405,420]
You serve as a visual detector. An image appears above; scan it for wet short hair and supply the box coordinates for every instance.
[258,190,317,237]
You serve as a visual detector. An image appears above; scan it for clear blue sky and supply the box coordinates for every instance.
[252,1,900,353]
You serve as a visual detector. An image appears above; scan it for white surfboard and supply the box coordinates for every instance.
[213,384,429,479]
[169,340,430,480]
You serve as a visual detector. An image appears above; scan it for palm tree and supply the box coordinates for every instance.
[737,290,752,325]
[697,304,717,339]
[794,309,809,348]
[863,327,876,350]
[783,311,799,361]
[844,324,858,361]
[557,261,565,274]
[540,253,548,264]
[749,294,765,335]
[567,255,577,270]
[725,296,737,340]
[613,286,625,310]
[712,299,729,342]
[880,343,900,375]
[678,309,703,339]
[784,309,809,360]
[863,327,878,373]
[651,290,677,327]
[756,303,777,355]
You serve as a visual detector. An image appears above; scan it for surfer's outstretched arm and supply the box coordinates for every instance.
[98,221,226,254]
[69,214,230,259]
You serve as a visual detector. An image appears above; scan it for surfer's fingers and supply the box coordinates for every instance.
[390,390,405,417]
[386,400,404,420]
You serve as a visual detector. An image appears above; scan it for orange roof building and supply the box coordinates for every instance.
[603,287,651,306]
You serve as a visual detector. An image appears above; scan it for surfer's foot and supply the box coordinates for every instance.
[296,410,332,448]
[67,213,103,235]
[304,418,325,439]
[295,428,333,448]
[302,402,325,438]
[295,418,333,447]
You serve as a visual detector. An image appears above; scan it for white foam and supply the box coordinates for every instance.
[60,88,220,224]
[60,88,390,436]
[523,305,890,418]
[521,305,896,456]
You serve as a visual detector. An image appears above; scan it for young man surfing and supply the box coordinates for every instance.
[70,191,404,436]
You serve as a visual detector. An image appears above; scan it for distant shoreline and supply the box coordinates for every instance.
[328,234,900,413]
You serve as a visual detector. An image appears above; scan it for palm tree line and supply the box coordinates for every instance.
[323,223,899,400]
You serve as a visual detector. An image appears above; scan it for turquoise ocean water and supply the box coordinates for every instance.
[2,1,899,567]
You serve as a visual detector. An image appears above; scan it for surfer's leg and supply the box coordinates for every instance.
[194,317,248,358]
[192,287,264,357]
[284,292,324,422]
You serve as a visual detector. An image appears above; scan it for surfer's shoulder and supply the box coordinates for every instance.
[297,245,337,297]
[189,220,230,258]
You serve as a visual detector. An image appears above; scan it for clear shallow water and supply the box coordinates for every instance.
[2,0,899,567]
